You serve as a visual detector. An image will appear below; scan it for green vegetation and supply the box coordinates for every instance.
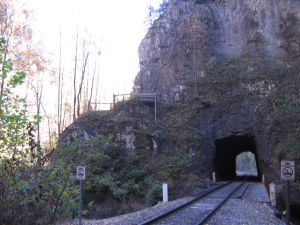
[44,99,202,220]
[0,37,33,223]
[188,57,300,181]
[0,37,78,224]
[53,131,190,217]
[0,38,48,224]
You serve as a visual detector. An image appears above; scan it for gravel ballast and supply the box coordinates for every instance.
[54,183,284,225]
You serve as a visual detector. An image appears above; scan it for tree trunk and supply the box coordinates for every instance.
[0,46,8,110]
[88,61,97,111]
[57,28,62,136]
[73,28,79,122]
[94,50,102,110]
[76,50,89,117]
[41,102,53,149]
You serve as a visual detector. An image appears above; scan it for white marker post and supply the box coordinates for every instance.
[212,172,216,183]
[269,183,276,207]
[76,166,86,225]
[163,183,168,203]
[281,161,295,225]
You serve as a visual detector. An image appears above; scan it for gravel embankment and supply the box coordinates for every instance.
[54,197,192,225]
[54,183,285,225]
[207,199,285,225]
[244,182,270,203]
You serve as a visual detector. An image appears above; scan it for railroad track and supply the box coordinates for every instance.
[139,180,249,225]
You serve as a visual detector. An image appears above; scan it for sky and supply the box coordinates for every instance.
[22,0,162,103]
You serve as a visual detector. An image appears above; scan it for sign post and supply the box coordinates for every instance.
[281,161,295,225]
[76,166,86,225]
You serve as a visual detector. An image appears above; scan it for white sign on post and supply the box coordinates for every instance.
[76,166,86,180]
[281,161,295,181]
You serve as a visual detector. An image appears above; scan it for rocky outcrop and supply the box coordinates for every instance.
[135,0,300,100]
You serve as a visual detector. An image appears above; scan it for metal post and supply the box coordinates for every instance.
[154,95,157,123]
[212,172,216,183]
[163,183,168,203]
[113,94,116,107]
[79,180,83,225]
[269,183,276,207]
[286,181,290,225]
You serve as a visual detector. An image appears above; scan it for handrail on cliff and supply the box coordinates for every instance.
[131,92,157,102]
[113,92,157,123]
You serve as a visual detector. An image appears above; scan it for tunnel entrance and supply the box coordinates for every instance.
[214,135,260,181]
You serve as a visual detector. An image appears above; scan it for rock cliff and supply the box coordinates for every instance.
[136,0,300,99]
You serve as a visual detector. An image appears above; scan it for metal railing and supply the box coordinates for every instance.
[92,92,158,122]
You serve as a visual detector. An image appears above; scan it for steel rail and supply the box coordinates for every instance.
[138,181,233,225]
[195,179,248,225]
[236,183,249,199]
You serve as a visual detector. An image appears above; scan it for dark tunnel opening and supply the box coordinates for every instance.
[214,135,260,181]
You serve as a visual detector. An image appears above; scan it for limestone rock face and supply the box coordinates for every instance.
[136,0,300,100]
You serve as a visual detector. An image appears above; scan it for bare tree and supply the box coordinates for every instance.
[62,100,72,132]
[40,102,54,149]
[88,49,101,111]
[94,63,100,110]
[84,65,89,112]
[73,27,79,121]
[76,41,89,117]
[57,27,63,136]
[29,78,43,151]
[87,61,96,111]
[69,28,103,118]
